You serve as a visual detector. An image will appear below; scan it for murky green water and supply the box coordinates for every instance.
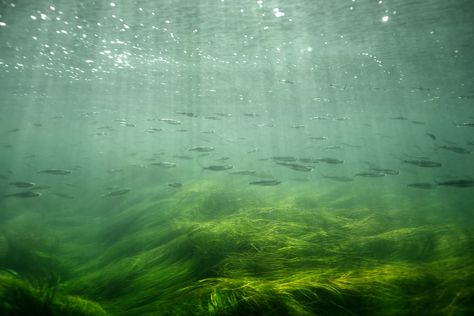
[1,1,474,315]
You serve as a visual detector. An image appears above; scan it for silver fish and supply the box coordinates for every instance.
[322,175,353,182]
[150,162,177,168]
[438,145,470,155]
[391,116,408,120]
[355,171,385,177]
[435,179,474,188]
[403,159,442,168]
[38,169,72,175]
[159,118,181,125]
[454,122,474,128]
[370,168,399,175]
[271,156,297,162]
[203,165,234,171]
[249,180,281,186]
[104,189,131,197]
[4,191,41,198]
[175,111,197,117]
[276,162,313,172]
[316,158,344,164]
[188,146,215,152]
[229,170,257,176]
[9,181,35,188]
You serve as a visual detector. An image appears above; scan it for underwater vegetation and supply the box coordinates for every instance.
[1,181,474,315]
[0,272,106,316]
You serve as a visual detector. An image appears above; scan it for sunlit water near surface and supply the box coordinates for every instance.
[1,0,474,315]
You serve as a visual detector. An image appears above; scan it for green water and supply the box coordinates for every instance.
[1,0,474,315]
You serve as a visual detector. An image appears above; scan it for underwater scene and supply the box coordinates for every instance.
[1,0,474,315]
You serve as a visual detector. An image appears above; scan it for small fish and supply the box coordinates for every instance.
[214,112,232,117]
[355,171,385,177]
[168,182,183,188]
[454,122,474,128]
[322,175,353,182]
[435,179,474,188]
[204,116,221,120]
[391,116,408,120]
[370,168,399,175]
[316,158,344,164]
[291,125,305,129]
[324,145,343,150]
[38,169,72,175]
[229,170,257,176]
[407,183,437,190]
[98,126,113,130]
[309,136,328,141]
[410,120,425,125]
[334,117,350,121]
[216,157,230,161]
[150,162,176,168]
[104,188,131,197]
[203,164,234,171]
[146,128,162,133]
[256,123,275,128]
[159,118,181,125]
[426,133,436,141]
[9,181,35,188]
[310,116,328,120]
[271,156,297,162]
[403,159,442,168]
[276,162,313,172]
[243,113,259,117]
[4,191,41,198]
[438,145,470,155]
[188,146,215,152]
[175,111,197,117]
[280,79,295,84]
[249,180,281,186]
